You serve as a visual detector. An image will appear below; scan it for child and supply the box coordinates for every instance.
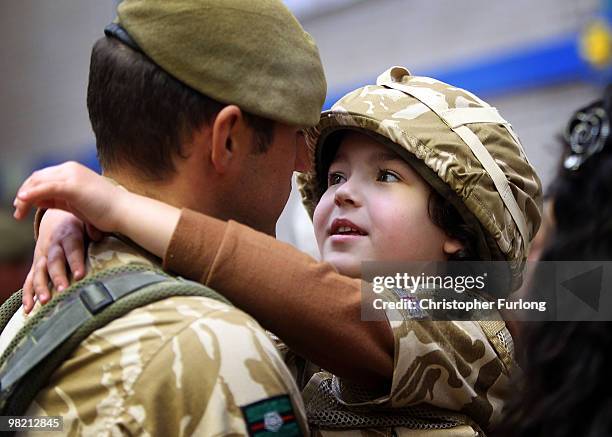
[15,66,542,435]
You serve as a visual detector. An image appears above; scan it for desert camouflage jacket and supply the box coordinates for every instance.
[274,287,515,437]
[0,236,308,436]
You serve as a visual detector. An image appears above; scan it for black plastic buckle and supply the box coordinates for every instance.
[80,281,115,314]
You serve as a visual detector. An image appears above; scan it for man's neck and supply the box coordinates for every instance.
[104,170,190,210]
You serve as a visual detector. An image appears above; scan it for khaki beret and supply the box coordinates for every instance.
[115,0,327,127]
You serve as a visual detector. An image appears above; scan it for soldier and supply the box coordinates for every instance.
[16,67,542,435]
[2,0,326,435]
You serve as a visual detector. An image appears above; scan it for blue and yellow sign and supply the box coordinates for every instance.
[580,19,612,68]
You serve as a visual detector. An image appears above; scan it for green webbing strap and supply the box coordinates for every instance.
[0,291,23,335]
[0,270,168,391]
[0,265,230,418]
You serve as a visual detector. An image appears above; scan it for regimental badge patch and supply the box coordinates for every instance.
[240,395,302,436]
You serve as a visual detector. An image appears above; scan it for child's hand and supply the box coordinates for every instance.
[22,210,89,313]
[13,162,130,312]
[14,162,126,233]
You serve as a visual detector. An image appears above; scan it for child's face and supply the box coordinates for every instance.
[313,131,456,278]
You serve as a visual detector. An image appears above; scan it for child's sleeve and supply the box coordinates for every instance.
[163,208,395,385]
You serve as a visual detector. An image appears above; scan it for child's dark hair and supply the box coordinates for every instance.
[428,192,478,261]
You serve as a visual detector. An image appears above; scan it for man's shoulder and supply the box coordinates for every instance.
[86,234,159,272]
[30,292,303,435]
[28,294,290,432]
[4,239,303,434]
[83,293,276,386]
[83,234,271,345]
[90,293,261,349]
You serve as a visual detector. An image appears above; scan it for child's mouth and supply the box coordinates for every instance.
[329,218,368,237]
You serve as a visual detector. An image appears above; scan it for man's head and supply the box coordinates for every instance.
[87,0,326,235]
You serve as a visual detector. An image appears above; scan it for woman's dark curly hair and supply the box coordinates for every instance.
[498,89,612,437]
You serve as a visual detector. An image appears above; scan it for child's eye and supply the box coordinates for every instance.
[328,172,346,186]
[377,170,401,183]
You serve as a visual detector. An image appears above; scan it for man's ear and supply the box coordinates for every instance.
[210,105,243,174]
[295,130,312,173]
[443,238,463,257]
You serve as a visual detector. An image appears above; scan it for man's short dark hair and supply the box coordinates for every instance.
[87,37,274,180]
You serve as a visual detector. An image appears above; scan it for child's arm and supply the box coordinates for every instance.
[15,163,181,312]
[163,209,395,384]
[15,162,180,258]
[15,161,394,386]
[163,214,516,429]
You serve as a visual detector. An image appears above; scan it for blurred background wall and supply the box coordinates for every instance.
[1,0,610,269]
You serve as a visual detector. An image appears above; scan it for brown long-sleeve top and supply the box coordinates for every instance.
[162,209,395,386]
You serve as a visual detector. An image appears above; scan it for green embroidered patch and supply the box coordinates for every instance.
[240,394,302,436]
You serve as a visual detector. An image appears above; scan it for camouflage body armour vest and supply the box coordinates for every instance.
[274,287,516,436]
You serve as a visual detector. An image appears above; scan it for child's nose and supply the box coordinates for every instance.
[334,181,360,207]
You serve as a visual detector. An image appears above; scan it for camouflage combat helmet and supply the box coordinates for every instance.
[299,66,542,291]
